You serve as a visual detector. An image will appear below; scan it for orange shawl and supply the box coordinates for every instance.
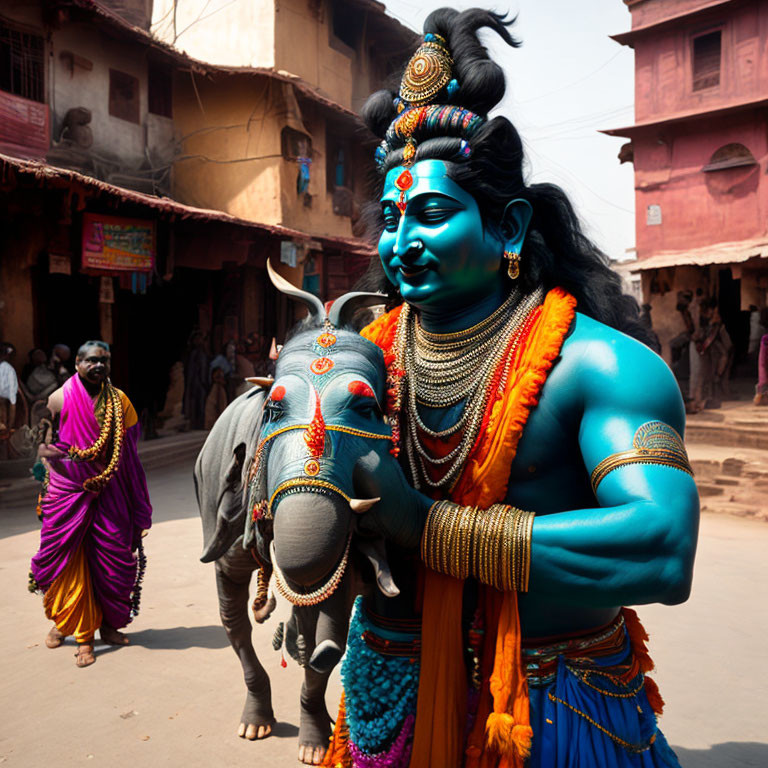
[326,288,576,768]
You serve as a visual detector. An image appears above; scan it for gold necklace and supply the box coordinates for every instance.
[401,288,543,491]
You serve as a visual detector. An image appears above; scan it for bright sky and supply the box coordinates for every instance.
[382,0,636,260]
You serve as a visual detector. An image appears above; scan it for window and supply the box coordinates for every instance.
[148,61,172,118]
[0,20,44,102]
[326,133,350,191]
[693,31,721,91]
[330,1,364,52]
[281,127,312,160]
[109,69,139,123]
[703,143,757,172]
[302,253,321,297]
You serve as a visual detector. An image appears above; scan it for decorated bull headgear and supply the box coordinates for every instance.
[245,261,387,522]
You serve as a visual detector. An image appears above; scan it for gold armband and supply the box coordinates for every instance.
[590,420,693,495]
[421,501,534,592]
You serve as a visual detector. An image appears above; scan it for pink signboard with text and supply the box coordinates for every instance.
[82,213,155,272]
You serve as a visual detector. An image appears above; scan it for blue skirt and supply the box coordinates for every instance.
[527,631,680,768]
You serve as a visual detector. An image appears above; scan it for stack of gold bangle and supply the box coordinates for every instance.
[421,500,534,592]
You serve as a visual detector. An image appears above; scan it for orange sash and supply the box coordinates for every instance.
[326,288,576,767]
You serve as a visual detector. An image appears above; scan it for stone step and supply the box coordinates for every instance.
[686,422,768,451]
[700,500,768,522]
[714,475,741,487]
[697,483,725,498]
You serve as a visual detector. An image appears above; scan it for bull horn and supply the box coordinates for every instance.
[349,497,380,513]
[327,291,386,328]
[245,376,274,388]
[267,259,326,322]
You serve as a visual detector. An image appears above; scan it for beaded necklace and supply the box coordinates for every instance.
[397,288,544,491]
[67,381,125,493]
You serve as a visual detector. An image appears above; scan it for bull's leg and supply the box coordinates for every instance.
[298,666,333,765]
[297,585,348,765]
[216,546,275,740]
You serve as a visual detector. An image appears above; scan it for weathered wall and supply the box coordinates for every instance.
[634,112,768,256]
[633,1,768,123]
[274,0,353,109]
[151,0,275,68]
[50,24,149,164]
[278,101,353,237]
[171,72,283,223]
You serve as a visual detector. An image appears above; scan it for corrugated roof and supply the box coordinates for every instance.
[1,152,375,255]
[630,238,768,271]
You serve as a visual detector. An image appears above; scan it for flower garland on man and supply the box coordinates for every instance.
[29,341,152,667]
[323,8,698,768]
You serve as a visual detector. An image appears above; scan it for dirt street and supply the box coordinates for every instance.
[1,460,766,768]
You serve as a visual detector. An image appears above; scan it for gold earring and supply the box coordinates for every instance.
[504,250,520,280]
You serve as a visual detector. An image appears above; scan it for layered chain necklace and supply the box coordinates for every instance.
[400,287,544,491]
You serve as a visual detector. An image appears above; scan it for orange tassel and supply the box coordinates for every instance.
[321,694,352,768]
[643,675,665,715]
[622,607,665,715]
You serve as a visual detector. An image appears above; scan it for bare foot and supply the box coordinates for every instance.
[237,721,274,740]
[298,706,331,765]
[45,626,65,649]
[75,643,95,667]
[100,625,130,645]
[237,691,275,741]
[297,743,327,765]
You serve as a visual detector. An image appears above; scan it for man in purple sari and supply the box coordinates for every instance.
[30,341,152,667]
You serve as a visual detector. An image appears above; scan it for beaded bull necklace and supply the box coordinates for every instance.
[397,287,544,491]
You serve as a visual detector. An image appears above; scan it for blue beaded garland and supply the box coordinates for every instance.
[341,597,420,754]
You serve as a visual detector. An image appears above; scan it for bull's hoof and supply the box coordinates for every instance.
[298,706,332,765]
[308,639,342,674]
[238,691,275,741]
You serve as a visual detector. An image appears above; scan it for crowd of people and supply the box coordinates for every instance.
[0,343,73,460]
[666,292,768,412]
[182,331,276,431]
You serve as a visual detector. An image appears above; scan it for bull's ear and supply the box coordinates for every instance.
[246,376,274,388]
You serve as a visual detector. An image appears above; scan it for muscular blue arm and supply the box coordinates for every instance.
[528,320,700,608]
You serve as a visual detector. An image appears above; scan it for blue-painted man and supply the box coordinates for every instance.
[322,8,698,768]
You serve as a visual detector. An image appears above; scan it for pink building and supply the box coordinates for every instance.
[604,0,768,362]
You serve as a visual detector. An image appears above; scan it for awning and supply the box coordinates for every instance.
[0,152,374,256]
[629,239,768,271]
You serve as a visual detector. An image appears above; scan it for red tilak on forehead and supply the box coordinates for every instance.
[304,389,325,458]
[348,380,375,398]
[395,169,413,215]
[270,385,286,401]
[395,169,413,191]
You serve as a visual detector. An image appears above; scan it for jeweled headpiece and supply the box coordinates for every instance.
[374,32,485,170]
[399,33,454,106]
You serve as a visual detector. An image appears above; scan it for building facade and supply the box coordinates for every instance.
[604,0,768,363]
[0,0,413,448]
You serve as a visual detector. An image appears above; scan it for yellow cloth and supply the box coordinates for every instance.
[43,544,102,643]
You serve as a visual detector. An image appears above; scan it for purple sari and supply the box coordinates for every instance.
[30,374,152,629]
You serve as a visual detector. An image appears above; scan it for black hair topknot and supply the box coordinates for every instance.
[356,7,653,346]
